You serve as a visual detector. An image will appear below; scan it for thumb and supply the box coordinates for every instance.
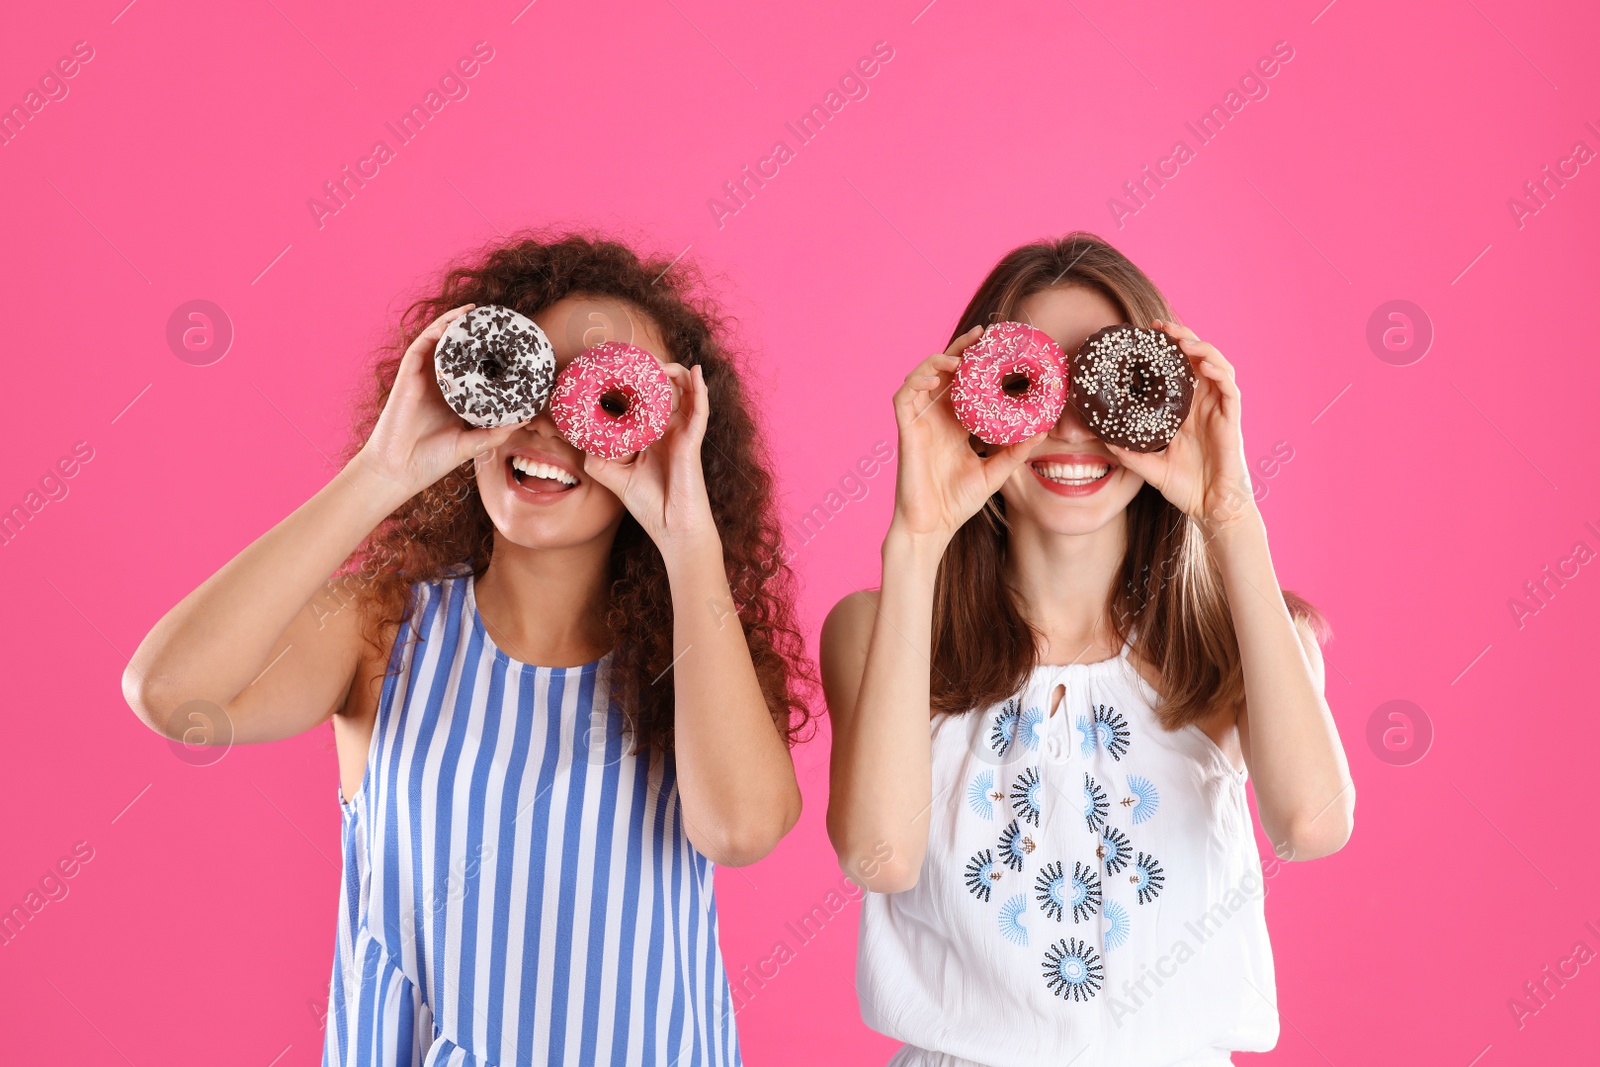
[981,432,1046,489]
[582,451,628,497]
[461,421,524,464]
[1105,442,1160,485]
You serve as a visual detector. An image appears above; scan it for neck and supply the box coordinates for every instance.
[472,529,616,667]
[1005,509,1127,665]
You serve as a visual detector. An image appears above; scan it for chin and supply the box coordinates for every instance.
[475,454,624,551]
[480,502,624,551]
[1025,503,1127,537]
[1004,466,1144,536]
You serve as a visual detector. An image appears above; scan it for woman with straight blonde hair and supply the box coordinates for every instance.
[823,233,1353,1066]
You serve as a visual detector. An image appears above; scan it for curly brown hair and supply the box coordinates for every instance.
[340,232,817,753]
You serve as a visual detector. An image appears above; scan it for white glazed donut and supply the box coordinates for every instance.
[433,305,557,427]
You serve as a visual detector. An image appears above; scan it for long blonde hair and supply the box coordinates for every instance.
[930,233,1326,728]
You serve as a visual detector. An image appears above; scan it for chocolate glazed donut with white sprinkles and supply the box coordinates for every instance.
[1069,324,1196,452]
[433,304,557,427]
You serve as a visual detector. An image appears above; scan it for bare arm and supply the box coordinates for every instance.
[824,331,1042,892]
[1219,516,1353,860]
[820,536,942,891]
[664,536,800,866]
[124,305,522,744]
[1110,318,1353,863]
[124,459,408,743]
[583,364,799,867]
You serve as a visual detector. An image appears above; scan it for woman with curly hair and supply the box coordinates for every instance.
[124,234,814,1066]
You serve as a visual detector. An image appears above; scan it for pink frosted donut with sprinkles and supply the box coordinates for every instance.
[949,322,1068,445]
[550,342,674,459]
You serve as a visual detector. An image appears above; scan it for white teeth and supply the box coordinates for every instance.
[510,456,578,486]
[1033,461,1112,485]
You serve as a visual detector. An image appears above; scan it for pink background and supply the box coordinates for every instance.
[3,0,1598,1062]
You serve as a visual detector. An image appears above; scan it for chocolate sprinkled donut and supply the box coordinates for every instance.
[1069,325,1195,452]
[433,305,557,428]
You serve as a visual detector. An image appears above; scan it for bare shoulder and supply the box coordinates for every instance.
[819,589,880,716]
[821,589,880,650]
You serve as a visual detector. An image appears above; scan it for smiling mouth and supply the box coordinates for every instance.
[1031,460,1113,487]
[508,455,579,493]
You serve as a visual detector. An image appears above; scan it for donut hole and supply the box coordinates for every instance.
[598,389,632,419]
[1000,372,1032,397]
[1127,365,1154,399]
[478,357,505,381]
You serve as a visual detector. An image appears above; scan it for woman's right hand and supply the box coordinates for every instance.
[353,304,526,497]
[889,325,1045,546]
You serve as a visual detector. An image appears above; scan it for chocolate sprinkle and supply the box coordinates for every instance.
[433,305,557,428]
[1069,325,1195,452]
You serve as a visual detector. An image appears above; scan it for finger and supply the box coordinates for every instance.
[943,324,985,360]
[582,452,628,497]
[663,362,692,417]
[895,350,962,414]
[980,431,1047,487]
[898,379,956,432]
[1185,345,1241,402]
[461,420,523,462]
[433,303,477,330]
[687,364,710,440]
[393,343,444,405]
[400,304,479,386]
[415,303,477,349]
[900,350,959,387]
[1151,318,1199,345]
[658,364,708,450]
[1105,441,1163,481]
[1177,335,1233,374]
[895,365,944,413]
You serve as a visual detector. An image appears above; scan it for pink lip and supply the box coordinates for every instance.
[503,447,582,505]
[1027,452,1117,497]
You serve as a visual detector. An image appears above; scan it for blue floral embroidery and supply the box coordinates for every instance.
[965,849,1002,903]
[1132,851,1166,905]
[1076,704,1131,760]
[1069,861,1102,923]
[1042,937,1104,1001]
[967,770,998,819]
[1123,775,1160,825]
[999,894,1029,946]
[1099,825,1132,876]
[1010,768,1042,827]
[1082,773,1109,832]
[1102,900,1130,951]
[1035,860,1067,922]
[998,819,1033,872]
[1019,705,1046,752]
[989,698,1021,756]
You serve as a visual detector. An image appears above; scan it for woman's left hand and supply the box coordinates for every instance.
[1105,320,1255,533]
[581,362,719,558]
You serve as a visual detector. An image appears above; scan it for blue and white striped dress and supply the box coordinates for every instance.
[324,574,741,1066]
